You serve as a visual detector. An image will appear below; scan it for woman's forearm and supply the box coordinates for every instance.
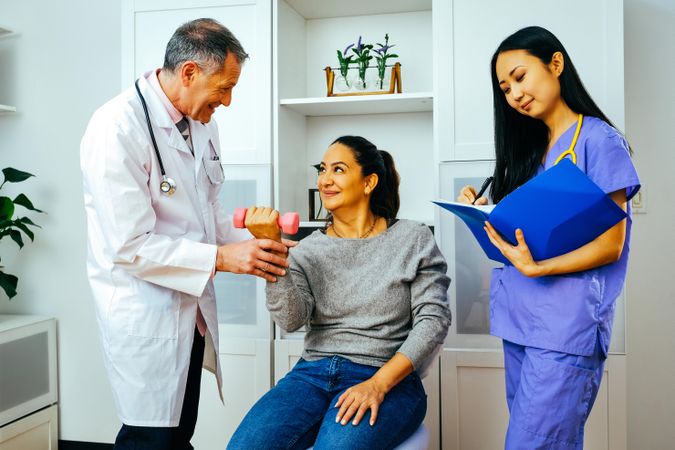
[531,190,627,277]
[370,352,414,394]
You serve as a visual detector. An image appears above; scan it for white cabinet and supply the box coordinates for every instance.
[0,405,57,450]
[436,1,628,447]
[439,350,627,450]
[0,316,58,449]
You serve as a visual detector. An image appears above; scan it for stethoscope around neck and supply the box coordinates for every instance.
[134,78,177,196]
[553,114,583,166]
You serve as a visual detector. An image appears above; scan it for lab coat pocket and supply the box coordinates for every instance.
[128,281,180,339]
[204,159,225,203]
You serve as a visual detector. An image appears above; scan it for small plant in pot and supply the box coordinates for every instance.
[0,168,43,299]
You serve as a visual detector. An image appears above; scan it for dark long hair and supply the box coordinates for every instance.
[331,136,400,221]
[490,26,625,202]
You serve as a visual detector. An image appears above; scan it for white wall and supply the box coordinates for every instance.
[0,0,122,443]
[0,0,673,446]
[624,0,675,449]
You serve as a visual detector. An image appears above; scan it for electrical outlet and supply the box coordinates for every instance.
[631,184,646,214]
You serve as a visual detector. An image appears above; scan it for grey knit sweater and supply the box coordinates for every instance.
[266,219,452,370]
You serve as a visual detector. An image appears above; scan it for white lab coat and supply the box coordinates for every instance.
[80,72,250,426]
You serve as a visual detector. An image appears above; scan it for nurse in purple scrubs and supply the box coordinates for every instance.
[457,26,640,449]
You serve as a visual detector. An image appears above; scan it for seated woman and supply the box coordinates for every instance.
[227,136,451,450]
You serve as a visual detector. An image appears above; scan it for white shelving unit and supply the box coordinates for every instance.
[273,1,439,448]
[274,0,436,224]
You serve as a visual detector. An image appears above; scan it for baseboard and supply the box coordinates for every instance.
[59,440,113,450]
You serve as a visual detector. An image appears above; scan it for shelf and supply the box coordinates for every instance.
[280,92,433,117]
[0,104,17,114]
[285,0,431,19]
[299,221,327,228]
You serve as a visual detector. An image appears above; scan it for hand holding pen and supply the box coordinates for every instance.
[457,176,493,205]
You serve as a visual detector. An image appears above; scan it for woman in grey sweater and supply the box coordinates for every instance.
[228,136,451,450]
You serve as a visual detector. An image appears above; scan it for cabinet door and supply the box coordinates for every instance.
[215,164,273,341]
[438,0,624,161]
[440,350,627,450]
[193,344,272,449]
[439,161,502,350]
[122,0,272,164]
[0,405,58,450]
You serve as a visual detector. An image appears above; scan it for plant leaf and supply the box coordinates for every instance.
[13,194,43,213]
[19,216,41,228]
[0,270,18,299]
[9,229,23,248]
[12,220,34,241]
[0,196,14,221]
[2,168,35,183]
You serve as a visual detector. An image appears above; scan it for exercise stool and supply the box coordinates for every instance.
[306,423,429,450]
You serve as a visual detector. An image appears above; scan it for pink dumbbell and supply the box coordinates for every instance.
[233,207,300,235]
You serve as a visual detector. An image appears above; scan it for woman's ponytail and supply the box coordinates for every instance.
[372,149,400,221]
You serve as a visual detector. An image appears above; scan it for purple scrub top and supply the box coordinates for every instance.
[490,116,641,357]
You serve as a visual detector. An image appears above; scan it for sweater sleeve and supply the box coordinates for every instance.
[265,251,315,332]
[397,226,452,369]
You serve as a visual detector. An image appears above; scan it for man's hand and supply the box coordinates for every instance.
[215,239,290,282]
[245,206,282,242]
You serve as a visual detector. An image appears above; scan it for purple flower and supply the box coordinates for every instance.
[343,43,354,56]
[355,35,363,54]
[377,43,395,55]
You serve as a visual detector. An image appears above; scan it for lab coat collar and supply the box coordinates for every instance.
[189,117,210,169]
[136,72,192,155]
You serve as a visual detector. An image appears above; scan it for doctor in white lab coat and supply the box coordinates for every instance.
[80,19,291,450]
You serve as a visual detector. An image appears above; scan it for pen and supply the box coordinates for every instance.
[472,176,493,205]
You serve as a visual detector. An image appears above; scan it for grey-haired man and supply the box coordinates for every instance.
[81,18,291,449]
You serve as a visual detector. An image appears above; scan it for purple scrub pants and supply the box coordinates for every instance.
[502,338,605,450]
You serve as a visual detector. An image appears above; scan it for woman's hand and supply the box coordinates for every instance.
[334,378,387,426]
[484,221,541,277]
[457,185,488,205]
[244,206,282,242]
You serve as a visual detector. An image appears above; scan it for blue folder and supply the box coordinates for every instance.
[434,159,627,264]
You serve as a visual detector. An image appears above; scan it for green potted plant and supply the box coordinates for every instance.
[335,41,355,91]
[374,34,399,90]
[351,36,373,90]
[0,168,43,299]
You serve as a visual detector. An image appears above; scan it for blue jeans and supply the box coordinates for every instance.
[228,356,427,450]
[502,339,606,450]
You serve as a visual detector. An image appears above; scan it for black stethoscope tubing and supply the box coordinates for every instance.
[134,78,176,195]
